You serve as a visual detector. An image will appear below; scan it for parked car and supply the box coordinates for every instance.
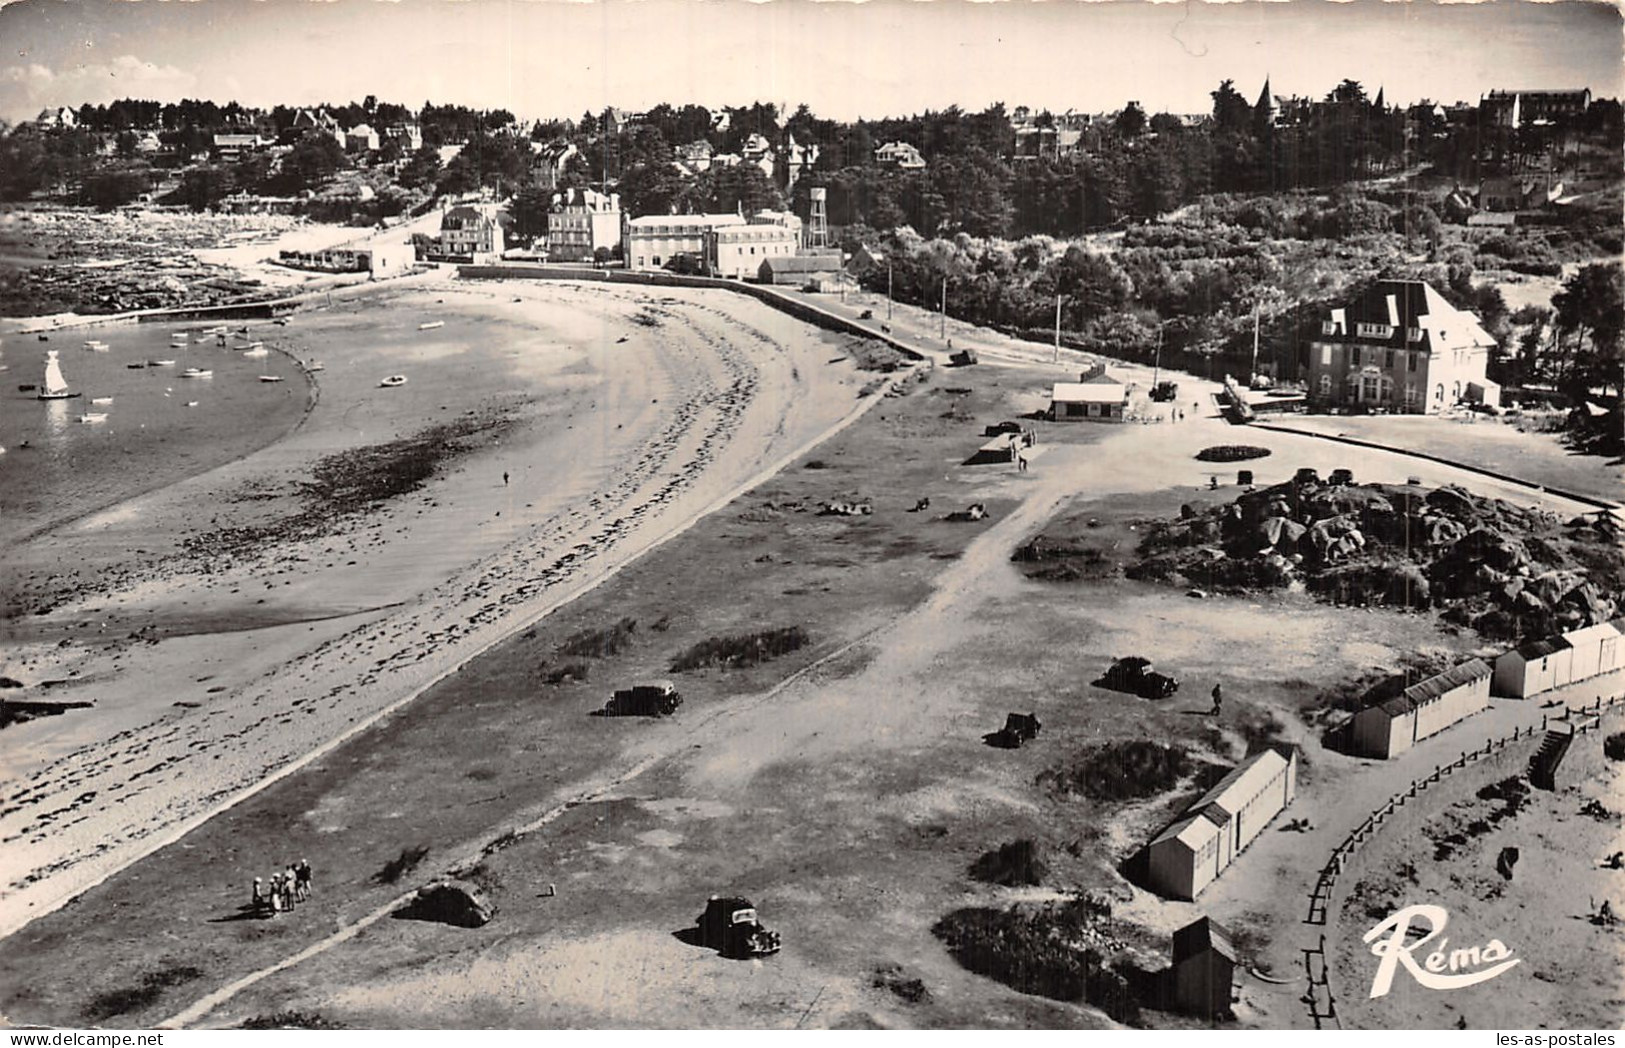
[1098,657,1180,700]
[694,896,781,958]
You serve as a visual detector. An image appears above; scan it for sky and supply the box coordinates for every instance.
[0,0,1620,126]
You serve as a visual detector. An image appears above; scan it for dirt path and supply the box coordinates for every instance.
[0,279,900,940]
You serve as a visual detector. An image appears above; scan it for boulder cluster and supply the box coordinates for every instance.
[1129,479,1621,640]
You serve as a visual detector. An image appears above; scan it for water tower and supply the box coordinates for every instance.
[807,187,830,249]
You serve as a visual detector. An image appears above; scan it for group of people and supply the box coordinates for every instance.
[251,859,313,917]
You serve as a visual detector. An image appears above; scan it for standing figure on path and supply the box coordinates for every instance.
[295,859,312,901]
[503,471,509,486]
[1193,401,1200,415]
[268,874,284,915]
[284,865,299,907]
[1017,454,1028,473]
[251,877,264,915]
[1210,683,1223,716]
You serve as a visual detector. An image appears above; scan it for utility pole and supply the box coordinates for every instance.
[887,263,893,320]
[940,276,947,341]
[1153,323,1163,388]
[1054,293,1063,364]
[1251,300,1261,381]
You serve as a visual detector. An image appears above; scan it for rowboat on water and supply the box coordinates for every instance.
[78,412,108,424]
[181,368,213,378]
[126,361,146,369]
[258,375,285,383]
[307,362,325,372]
[379,374,408,387]
[418,321,444,331]
[243,347,270,358]
[91,397,114,405]
[152,359,176,367]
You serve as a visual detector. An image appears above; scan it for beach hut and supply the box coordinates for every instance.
[1170,917,1238,1021]
[1049,381,1128,421]
[1147,748,1297,900]
[1408,658,1492,743]
[1604,617,1625,674]
[1561,622,1621,684]
[1492,636,1573,698]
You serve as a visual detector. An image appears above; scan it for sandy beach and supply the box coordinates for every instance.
[0,273,897,935]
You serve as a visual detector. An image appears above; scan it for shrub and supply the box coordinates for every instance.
[670,626,810,672]
[241,1012,348,1030]
[1039,740,1197,802]
[1604,732,1625,762]
[1196,445,1272,463]
[932,902,1141,1022]
[556,617,637,659]
[84,966,203,1023]
[969,839,1049,887]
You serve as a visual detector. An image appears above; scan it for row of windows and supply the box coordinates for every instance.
[1316,374,1458,403]
[1320,344,1423,371]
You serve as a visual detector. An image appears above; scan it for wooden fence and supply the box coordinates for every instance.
[1298,693,1624,1028]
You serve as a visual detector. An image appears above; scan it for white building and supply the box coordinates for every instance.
[1304,281,1496,415]
[1561,621,1623,683]
[435,204,505,261]
[1349,659,1492,758]
[705,223,798,278]
[1146,748,1298,900]
[547,188,622,262]
[875,141,926,169]
[1492,636,1574,698]
[625,214,746,271]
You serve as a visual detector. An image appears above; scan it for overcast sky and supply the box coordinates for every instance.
[1,0,1620,126]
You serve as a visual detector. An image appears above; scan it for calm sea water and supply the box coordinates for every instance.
[0,321,311,547]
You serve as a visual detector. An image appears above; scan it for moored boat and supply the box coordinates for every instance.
[78,412,108,424]
[181,367,213,378]
[258,375,285,382]
[379,374,408,387]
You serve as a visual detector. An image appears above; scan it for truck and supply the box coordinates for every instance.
[1150,381,1180,403]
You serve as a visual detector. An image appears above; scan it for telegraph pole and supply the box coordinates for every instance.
[1054,293,1063,364]
[1153,323,1163,388]
[887,263,893,320]
[940,276,947,341]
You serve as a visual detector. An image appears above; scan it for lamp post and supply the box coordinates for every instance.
[940,275,947,341]
[887,262,893,321]
[1153,322,1164,388]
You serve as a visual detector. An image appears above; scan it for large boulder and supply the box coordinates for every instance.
[399,880,495,928]
[1425,485,1479,522]
[1450,527,1532,574]
[1417,514,1468,548]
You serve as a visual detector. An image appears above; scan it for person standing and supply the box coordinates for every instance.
[251,877,265,915]
[1210,683,1223,716]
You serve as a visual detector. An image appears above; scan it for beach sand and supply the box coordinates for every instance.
[0,274,892,935]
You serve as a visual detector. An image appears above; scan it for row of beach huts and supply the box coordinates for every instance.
[1351,615,1625,760]
[1144,616,1622,901]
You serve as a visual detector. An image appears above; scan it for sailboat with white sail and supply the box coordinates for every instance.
[37,351,80,400]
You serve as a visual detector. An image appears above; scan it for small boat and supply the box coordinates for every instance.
[307,362,325,372]
[170,335,188,345]
[379,374,408,388]
[202,326,228,336]
[78,412,108,424]
[181,368,213,378]
[37,351,81,400]
[258,375,285,383]
[17,383,37,392]
[83,340,108,351]
[152,359,176,367]
[418,321,444,331]
[242,341,264,351]
[91,397,114,405]
[126,361,146,369]
[185,400,199,407]
[243,347,269,358]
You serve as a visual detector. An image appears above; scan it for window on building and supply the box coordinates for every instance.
[1408,352,1418,372]
[1385,350,1395,368]
[1351,346,1361,366]
[652,256,661,266]
[1434,383,1445,402]
[1320,345,1332,366]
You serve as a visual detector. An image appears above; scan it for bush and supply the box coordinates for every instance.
[241,1012,348,1030]
[670,626,810,672]
[84,966,203,1023]
[1039,740,1197,802]
[969,839,1048,887]
[1196,445,1272,463]
[932,902,1141,1022]
[1605,732,1625,762]
[556,617,637,659]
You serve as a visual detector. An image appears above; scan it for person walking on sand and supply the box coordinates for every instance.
[1017,453,1028,473]
[503,471,509,487]
[268,873,283,916]
[295,859,312,901]
[284,865,299,907]
[1210,683,1223,717]
[252,876,265,915]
